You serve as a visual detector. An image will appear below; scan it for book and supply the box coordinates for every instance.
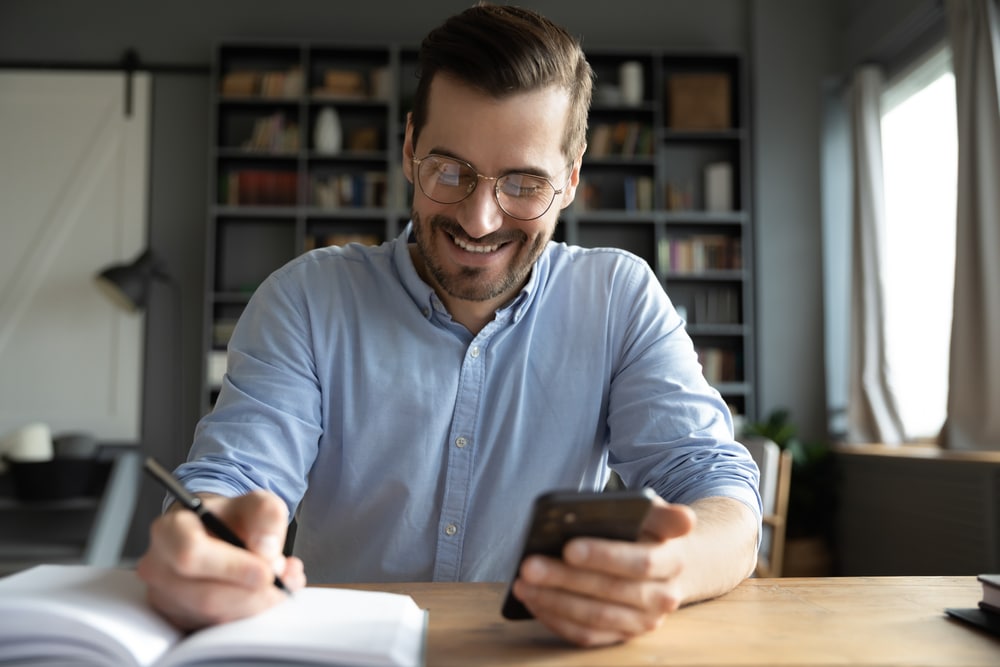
[945,573,1000,638]
[0,564,427,666]
[978,573,1000,613]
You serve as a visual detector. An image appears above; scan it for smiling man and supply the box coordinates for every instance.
[139,2,761,648]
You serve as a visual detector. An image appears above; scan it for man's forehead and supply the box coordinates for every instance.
[420,74,571,168]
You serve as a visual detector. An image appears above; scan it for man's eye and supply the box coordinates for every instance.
[502,177,545,197]
[436,164,463,186]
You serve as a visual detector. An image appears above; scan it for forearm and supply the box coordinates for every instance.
[675,496,759,605]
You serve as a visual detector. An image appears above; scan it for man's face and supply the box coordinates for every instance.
[403,74,580,306]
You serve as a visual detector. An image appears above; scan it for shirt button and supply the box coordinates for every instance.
[470,346,480,358]
[444,522,459,536]
[455,436,468,449]
[422,307,431,318]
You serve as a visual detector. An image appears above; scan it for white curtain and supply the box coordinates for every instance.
[846,65,907,445]
[944,0,1000,451]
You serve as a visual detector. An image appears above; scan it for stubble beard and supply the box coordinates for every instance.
[411,210,550,303]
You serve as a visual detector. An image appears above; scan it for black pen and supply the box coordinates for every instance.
[143,457,291,595]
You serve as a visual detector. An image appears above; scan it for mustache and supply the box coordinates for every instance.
[425,213,526,246]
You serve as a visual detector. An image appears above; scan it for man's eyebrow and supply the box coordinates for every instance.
[426,146,555,179]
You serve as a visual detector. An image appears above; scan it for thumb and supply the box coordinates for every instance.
[640,499,696,543]
[218,491,290,567]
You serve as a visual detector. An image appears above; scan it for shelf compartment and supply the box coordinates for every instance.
[307,46,391,102]
[661,55,742,131]
[662,140,743,213]
[666,281,743,326]
[215,216,298,294]
[218,45,304,100]
[217,103,301,154]
[576,221,656,267]
[305,217,388,250]
[217,159,300,207]
[576,163,657,213]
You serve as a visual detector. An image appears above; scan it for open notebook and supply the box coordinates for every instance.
[0,564,427,666]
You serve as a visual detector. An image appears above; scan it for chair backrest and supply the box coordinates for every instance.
[739,435,792,577]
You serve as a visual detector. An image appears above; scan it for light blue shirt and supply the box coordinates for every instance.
[176,226,761,584]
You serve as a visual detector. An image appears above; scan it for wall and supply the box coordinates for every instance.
[0,0,843,556]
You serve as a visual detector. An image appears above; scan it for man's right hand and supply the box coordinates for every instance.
[136,491,307,630]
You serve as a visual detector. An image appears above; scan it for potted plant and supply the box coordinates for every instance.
[742,409,837,576]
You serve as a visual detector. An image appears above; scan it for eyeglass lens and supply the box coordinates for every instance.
[415,155,558,220]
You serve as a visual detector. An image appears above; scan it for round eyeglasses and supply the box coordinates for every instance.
[411,154,567,221]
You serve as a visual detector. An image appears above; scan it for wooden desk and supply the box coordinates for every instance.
[342,577,999,666]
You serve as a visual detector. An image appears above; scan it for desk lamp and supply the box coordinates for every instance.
[94,248,172,312]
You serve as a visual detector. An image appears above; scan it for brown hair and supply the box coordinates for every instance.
[410,2,593,162]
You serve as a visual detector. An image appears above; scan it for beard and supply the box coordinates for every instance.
[411,209,551,303]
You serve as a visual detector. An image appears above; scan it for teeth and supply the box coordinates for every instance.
[453,236,500,253]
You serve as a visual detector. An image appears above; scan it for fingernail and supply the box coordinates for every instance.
[522,557,547,580]
[566,540,589,563]
[254,534,283,559]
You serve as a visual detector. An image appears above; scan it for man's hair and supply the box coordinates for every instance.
[410,2,594,162]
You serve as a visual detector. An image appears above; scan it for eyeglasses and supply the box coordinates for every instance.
[411,154,568,221]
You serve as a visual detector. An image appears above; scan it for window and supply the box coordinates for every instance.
[880,45,957,440]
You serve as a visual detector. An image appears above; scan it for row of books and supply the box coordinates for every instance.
[311,172,388,209]
[576,176,655,212]
[587,121,655,158]
[242,112,300,153]
[660,234,742,273]
[680,287,741,325]
[312,66,392,101]
[221,170,299,206]
[695,346,740,384]
[221,66,304,98]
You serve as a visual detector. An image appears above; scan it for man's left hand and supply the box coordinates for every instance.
[511,496,750,647]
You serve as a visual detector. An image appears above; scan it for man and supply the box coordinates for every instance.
[138,2,761,648]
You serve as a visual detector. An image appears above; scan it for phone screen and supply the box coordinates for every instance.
[500,488,656,620]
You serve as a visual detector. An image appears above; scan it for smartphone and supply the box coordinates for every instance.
[500,487,657,620]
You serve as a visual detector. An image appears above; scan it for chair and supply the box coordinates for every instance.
[739,435,792,577]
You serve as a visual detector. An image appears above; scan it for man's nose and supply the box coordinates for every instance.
[459,179,505,238]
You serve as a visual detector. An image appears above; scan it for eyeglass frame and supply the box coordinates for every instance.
[410,153,572,221]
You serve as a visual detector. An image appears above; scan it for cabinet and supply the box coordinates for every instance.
[203,44,755,421]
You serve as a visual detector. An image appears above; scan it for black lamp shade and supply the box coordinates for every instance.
[94,248,170,312]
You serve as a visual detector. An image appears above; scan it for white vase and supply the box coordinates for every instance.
[314,107,342,154]
[619,61,644,106]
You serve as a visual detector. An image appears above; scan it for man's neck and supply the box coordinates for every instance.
[408,244,507,336]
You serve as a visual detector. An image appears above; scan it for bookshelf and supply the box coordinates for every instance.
[203,44,755,422]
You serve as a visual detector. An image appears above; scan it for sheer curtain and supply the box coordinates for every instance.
[943,0,1000,451]
[845,66,907,445]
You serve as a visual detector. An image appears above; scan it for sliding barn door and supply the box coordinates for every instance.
[0,71,150,441]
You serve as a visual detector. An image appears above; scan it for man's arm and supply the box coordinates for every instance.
[510,495,757,647]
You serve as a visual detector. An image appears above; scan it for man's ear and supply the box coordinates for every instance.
[557,147,586,210]
[402,112,415,184]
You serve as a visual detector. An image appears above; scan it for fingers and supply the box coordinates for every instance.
[137,491,304,630]
[212,492,291,573]
[520,553,680,615]
[510,500,696,647]
[640,498,696,542]
[513,563,674,647]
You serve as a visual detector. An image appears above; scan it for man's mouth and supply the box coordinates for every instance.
[451,234,504,254]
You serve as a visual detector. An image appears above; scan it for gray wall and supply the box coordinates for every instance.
[1,0,926,557]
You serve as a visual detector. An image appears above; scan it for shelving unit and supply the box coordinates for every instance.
[204,44,755,422]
